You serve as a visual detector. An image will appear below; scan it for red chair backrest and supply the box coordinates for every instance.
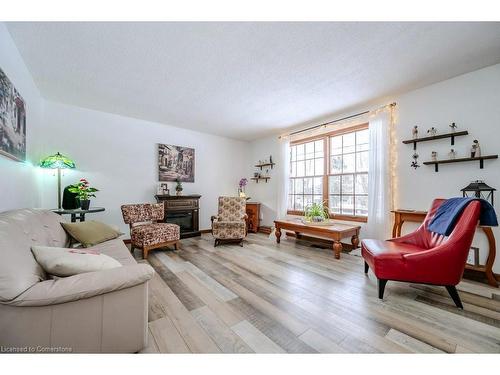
[409,199,481,250]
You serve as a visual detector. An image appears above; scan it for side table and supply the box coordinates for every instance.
[52,207,106,222]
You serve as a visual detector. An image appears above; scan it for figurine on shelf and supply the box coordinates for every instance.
[448,149,457,159]
[412,126,418,139]
[269,155,273,164]
[471,140,481,158]
[411,152,420,169]
[449,122,458,133]
[431,151,438,162]
[427,127,437,137]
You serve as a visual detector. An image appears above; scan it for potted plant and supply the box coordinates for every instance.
[304,201,329,223]
[68,178,99,210]
[175,178,183,196]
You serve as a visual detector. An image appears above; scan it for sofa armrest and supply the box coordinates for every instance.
[6,264,154,307]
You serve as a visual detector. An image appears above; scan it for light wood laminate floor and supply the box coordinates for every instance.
[134,233,500,353]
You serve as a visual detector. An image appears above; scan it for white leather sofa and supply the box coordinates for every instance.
[0,209,154,353]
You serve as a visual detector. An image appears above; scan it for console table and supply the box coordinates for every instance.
[52,207,105,222]
[391,209,498,287]
[155,194,201,238]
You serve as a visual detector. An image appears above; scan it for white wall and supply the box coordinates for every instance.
[248,63,500,272]
[0,23,44,211]
[39,101,249,233]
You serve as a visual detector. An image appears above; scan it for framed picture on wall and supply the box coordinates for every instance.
[0,67,26,162]
[158,143,195,182]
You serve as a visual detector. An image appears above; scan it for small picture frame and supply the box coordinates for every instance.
[158,183,170,195]
[467,246,480,267]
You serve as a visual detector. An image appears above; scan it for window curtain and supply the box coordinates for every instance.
[365,110,393,240]
[276,136,290,219]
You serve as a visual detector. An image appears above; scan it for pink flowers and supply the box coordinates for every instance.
[68,178,99,200]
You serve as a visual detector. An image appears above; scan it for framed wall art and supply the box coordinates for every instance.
[158,143,195,182]
[0,67,26,162]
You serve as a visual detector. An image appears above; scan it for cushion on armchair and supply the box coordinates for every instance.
[212,221,246,239]
[131,223,180,246]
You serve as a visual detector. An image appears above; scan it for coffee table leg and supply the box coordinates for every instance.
[275,227,281,244]
[333,241,342,259]
[351,235,359,249]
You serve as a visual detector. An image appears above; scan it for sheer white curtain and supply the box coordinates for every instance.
[276,136,290,219]
[365,110,393,239]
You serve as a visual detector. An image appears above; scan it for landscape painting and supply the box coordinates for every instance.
[0,67,26,161]
[158,143,195,182]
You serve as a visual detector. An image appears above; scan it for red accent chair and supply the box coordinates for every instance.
[362,199,481,309]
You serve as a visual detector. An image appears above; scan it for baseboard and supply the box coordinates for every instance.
[258,226,272,235]
[123,239,131,244]
[200,229,212,234]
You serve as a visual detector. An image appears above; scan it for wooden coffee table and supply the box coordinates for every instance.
[274,219,361,259]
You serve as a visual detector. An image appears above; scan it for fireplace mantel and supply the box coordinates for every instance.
[155,194,201,238]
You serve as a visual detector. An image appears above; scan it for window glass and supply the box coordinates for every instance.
[288,127,368,218]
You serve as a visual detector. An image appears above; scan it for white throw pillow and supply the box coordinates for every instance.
[31,246,122,277]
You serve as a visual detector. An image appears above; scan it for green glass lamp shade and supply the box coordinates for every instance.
[39,152,76,169]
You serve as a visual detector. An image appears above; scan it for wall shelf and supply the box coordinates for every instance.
[402,130,468,150]
[423,154,498,172]
[251,177,270,183]
[255,162,275,170]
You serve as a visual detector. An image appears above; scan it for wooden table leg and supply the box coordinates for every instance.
[333,241,342,259]
[482,227,498,287]
[392,213,399,238]
[351,234,359,249]
[275,227,281,244]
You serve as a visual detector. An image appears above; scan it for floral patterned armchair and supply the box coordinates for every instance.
[211,196,248,247]
[121,202,180,259]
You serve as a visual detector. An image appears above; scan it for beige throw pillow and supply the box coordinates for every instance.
[61,220,122,247]
[31,246,122,277]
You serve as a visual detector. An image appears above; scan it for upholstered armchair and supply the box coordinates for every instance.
[211,196,248,247]
[121,202,180,259]
[362,199,481,308]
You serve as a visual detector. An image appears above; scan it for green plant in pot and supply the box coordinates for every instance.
[68,178,99,210]
[304,201,329,222]
[175,178,183,196]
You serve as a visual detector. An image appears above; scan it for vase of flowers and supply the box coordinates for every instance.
[238,178,248,198]
[68,178,99,210]
[175,178,183,196]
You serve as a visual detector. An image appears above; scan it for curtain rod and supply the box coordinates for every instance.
[280,102,396,138]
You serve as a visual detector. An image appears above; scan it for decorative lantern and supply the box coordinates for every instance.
[461,180,496,206]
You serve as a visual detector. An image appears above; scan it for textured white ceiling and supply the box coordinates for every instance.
[7,22,500,140]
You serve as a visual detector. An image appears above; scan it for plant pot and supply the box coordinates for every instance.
[176,189,182,196]
[80,199,90,210]
[312,216,324,222]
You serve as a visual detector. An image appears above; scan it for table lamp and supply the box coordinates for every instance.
[40,152,76,209]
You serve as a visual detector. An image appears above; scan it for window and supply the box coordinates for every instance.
[329,128,369,217]
[289,140,324,212]
[287,124,369,221]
